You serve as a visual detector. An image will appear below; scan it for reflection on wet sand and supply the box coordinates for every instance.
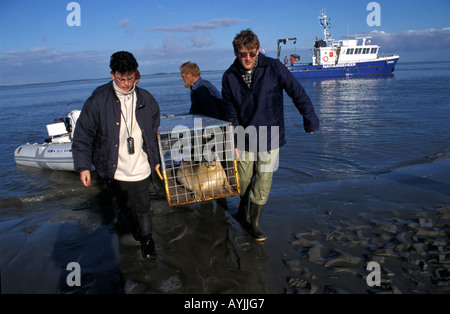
[117,187,270,294]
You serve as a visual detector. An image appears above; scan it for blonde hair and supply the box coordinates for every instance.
[180,62,201,77]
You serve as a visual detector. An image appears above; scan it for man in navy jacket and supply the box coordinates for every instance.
[180,61,222,119]
[222,29,319,241]
[73,51,160,259]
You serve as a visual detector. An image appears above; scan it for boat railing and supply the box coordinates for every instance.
[377,53,400,59]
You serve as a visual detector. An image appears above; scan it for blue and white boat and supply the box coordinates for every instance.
[277,11,400,79]
[14,103,82,171]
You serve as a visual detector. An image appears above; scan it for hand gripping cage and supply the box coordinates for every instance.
[156,115,240,206]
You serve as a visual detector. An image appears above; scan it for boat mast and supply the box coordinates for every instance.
[319,10,333,44]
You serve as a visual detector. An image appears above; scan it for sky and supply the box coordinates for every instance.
[1,0,449,85]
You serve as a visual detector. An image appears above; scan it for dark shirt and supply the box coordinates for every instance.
[189,76,222,119]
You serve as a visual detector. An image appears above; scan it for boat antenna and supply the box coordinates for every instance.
[319,10,334,44]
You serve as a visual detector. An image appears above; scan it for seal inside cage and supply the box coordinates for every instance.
[157,115,240,206]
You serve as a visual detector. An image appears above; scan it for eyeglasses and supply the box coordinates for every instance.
[115,75,136,83]
[238,51,258,59]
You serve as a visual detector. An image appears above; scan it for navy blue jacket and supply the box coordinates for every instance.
[222,53,319,152]
[72,81,161,181]
[189,76,222,119]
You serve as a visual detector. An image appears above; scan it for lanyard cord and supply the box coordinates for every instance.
[120,91,134,138]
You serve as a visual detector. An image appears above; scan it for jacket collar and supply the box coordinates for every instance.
[107,81,144,108]
[190,76,204,91]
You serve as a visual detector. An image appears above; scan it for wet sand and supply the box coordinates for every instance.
[1,158,449,294]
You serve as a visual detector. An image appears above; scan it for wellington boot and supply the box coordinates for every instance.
[137,213,155,259]
[141,234,157,260]
[236,194,250,223]
[249,202,267,242]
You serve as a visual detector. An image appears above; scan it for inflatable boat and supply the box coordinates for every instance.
[14,104,82,171]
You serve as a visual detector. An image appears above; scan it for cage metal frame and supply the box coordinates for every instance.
[157,115,240,206]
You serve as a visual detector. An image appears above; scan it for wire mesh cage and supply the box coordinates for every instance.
[157,114,240,206]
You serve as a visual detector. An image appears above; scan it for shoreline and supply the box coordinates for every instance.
[264,156,450,293]
[0,157,449,294]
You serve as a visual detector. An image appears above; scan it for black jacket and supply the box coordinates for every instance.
[222,53,319,152]
[72,81,161,181]
[189,76,222,119]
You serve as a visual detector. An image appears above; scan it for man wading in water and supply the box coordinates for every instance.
[73,51,161,259]
[221,30,319,241]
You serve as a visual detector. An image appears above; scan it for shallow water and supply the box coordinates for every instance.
[0,61,449,294]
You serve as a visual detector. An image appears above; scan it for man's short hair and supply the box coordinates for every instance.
[232,29,260,54]
[110,51,138,74]
[180,62,201,77]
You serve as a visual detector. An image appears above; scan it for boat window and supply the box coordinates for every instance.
[347,49,354,55]
[371,48,378,54]
[355,48,362,54]
[363,48,370,54]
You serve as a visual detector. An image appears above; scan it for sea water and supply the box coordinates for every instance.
[1,62,449,200]
[0,61,449,293]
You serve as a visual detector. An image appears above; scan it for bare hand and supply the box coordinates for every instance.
[155,164,163,180]
[80,170,93,187]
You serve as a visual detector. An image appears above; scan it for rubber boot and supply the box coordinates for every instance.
[137,213,156,259]
[249,202,267,242]
[237,193,250,223]
[140,234,157,260]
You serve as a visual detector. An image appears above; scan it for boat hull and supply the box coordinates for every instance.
[14,142,75,171]
[288,56,399,79]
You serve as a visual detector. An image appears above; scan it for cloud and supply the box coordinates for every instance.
[118,18,131,28]
[152,33,216,56]
[339,27,450,61]
[188,34,214,48]
[0,43,233,85]
[158,34,182,56]
[8,27,447,86]
[368,27,450,53]
[143,18,245,32]
[130,17,245,55]
[4,46,53,55]
[135,45,233,74]
[0,47,111,85]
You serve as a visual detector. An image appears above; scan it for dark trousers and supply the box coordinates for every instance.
[110,176,152,240]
